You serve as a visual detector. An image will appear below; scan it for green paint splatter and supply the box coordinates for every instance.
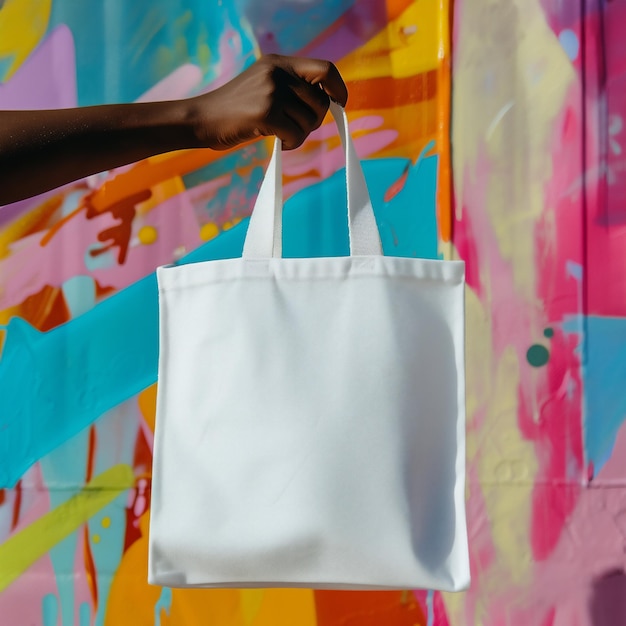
[527,344,550,367]
[544,328,554,338]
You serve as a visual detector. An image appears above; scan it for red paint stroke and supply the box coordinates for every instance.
[94,280,117,300]
[11,479,22,531]
[133,425,153,475]
[384,162,410,202]
[84,525,99,608]
[0,489,5,506]
[87,189,152,265]
[86,425,96,483]
[123,500,141,553]
[315,590,426,626]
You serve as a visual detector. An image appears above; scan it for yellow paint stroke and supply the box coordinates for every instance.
[0,195,62,259]
[339,0,440,82]
[0,0,52,79]
[0,464,134,592]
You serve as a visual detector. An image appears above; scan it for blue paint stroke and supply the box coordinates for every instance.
[41,594,58,626]
[155,587,173,626]
[80,602,91,626]
[564,314,626,474]
[0,157,439,487]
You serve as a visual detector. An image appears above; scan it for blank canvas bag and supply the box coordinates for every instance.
[148,103,470,591]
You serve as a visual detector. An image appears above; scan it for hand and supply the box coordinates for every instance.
[193,54,348,151]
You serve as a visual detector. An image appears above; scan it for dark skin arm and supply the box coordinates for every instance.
[0,54,348,206]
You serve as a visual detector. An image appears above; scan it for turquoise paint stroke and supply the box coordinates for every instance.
[39,428,89,626]
[80,602,91,626]
[41,594,58,626]
[564,314,626,474]
[0,157,438,487]
[155,587,173,626]
[91,405,141,626]
[48,0,256,105]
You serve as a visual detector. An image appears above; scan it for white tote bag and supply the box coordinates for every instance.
[148,103,469,591]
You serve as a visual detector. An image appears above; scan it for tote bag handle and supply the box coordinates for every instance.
[242,102,383,259]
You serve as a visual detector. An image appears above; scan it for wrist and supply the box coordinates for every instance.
[180,92,226,150]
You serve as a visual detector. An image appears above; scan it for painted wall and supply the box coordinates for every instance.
[3,0,622,624]
[452,0,626,624]
[0,0,450,624]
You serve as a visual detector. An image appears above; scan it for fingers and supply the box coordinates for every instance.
[284,56,348,107]
[274,112,306,151]
[264,88,313,150]
[280,67,331,131]
[262,56,345,149]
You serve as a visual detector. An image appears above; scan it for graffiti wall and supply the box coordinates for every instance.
[1,0,623,624]
[0,0,450,624]
[453,0,626,623]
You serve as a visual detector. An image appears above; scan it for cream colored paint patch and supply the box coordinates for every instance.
[478,344,536,588]
[452,0,575,300]
[0,0,52,79]
[443,286,538,625]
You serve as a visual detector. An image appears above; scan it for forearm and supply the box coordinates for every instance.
[0,55,348,206]
[0,98,205,205]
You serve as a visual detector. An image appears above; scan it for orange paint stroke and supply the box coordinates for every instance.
[138,384,157,433]
[88,143,259,218]
[345,71,438,110]
[386,0,415,20]
[436,0,452,244]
